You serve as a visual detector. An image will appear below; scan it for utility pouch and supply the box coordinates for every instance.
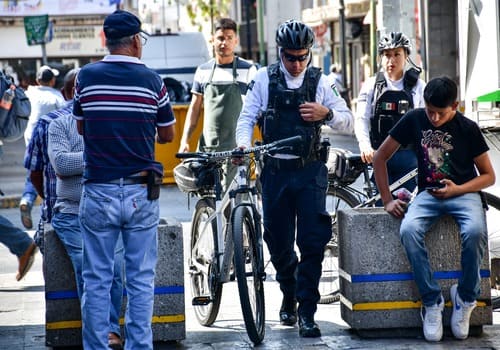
[318,138,330,163]
[260,109,277,142]
[147,171,162,200]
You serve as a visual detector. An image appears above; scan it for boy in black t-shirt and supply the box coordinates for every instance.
[373,76,496,342]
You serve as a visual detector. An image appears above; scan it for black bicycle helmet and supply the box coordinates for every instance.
[276,20,314,50]
[378,32,411,55]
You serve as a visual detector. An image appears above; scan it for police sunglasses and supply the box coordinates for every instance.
[282,51,310,63]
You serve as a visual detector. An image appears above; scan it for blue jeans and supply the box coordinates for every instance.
[400,191,487,306]
[51,212,124,336]
[79,183,159,350]
[22,171,38,204]
[0,214,33,256]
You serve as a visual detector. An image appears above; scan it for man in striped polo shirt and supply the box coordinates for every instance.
[73,10,175,350]
[178,17,257,190]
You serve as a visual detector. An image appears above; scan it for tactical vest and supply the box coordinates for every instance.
[369,70,417,149]
[260,63,323,161]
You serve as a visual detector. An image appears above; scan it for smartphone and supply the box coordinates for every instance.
[425,183,445,191]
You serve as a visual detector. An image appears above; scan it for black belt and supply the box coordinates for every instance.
[88,176,148,185]
[264,156,305,171]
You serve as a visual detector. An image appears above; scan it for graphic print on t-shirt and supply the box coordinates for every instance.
[421,129,453,185]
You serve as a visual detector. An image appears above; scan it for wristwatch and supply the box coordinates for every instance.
[325,108,334,121]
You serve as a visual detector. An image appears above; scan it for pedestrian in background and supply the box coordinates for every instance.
[327,63,350,107]
[20,65,65,229]
[23,69,78,252]
[236,19,353,338]
[178,17,257,190]
[0,214,37,281]
[354,32,426,194]
[373,76,495,342]
[73,10,175,349]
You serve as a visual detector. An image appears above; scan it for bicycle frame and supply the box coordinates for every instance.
[329,164,418,207]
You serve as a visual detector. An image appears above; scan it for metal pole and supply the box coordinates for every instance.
[41,42,47,65]
[339,0,347,88]
[370,0,377,75]
[245,0,252,59]
[256,0,265,66]
[419,0,428,81]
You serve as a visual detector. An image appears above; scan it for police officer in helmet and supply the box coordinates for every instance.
[355,31,426,194]
[236,19,353,337]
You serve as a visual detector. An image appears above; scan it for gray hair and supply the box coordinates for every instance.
[106,34,135,52]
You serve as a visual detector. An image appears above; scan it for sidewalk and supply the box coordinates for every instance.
[3,136,500,348]
[2,219,500,349]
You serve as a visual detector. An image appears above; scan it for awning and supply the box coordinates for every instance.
[477,90,500,103]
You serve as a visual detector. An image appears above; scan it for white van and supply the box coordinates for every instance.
[141,32,211,102]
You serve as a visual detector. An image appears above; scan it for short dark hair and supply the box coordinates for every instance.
[423,76,458,108]
[214,18,237,33]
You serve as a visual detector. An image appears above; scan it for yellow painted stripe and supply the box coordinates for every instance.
[152,314,185,323]
[349,300,487,311]
[46,314,185,330]
[46,320,82,330]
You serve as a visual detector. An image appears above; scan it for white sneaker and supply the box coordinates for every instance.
[450,283,477,339]
[421,295,444,342]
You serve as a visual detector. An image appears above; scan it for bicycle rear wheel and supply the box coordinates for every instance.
[189,198,223,326]
[319,185,360,304]
[232,205,266,344]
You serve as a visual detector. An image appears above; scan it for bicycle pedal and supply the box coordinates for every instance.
[192,296,212,306]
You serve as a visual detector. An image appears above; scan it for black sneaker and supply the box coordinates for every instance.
[279,296,297,326]
[299,315,321,338]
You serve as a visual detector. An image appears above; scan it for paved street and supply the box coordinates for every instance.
[2,133,500,349]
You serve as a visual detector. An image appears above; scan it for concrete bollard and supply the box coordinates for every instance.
[337,208,492,337]
[44,222,185,347]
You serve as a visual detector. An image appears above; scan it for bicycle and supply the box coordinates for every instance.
[319,147,500,308]
[174,136,301,344]
[319,147,417,304]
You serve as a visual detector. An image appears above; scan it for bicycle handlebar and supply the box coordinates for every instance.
[175,135,303,160]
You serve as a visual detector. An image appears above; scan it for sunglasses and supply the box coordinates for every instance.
[282,51,309,63]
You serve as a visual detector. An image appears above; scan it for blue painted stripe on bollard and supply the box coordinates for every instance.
[46,285,185,300]
[350,269,490,283]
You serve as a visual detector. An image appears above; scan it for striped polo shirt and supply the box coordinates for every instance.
[73,55,175,182]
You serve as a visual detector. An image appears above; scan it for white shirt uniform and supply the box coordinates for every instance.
[236,61,354,149]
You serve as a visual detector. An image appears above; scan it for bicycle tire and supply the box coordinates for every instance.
[232,205,266,344]
[485,192,500,298]
[319,185,361,304]
[189,198,223,326]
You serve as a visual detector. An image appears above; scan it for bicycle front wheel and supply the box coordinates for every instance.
[190,198,222,326]
[232,205,266,344]
[319,185,361,304]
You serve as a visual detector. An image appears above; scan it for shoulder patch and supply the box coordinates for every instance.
[330,83,340,97]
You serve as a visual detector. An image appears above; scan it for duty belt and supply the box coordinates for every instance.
[264,156,305,171]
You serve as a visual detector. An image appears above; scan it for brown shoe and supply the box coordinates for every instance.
[19,200,33,229]
[108,332,123,350]
[16,242,37,281]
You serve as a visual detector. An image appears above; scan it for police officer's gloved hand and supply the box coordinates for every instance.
[231,146,245,165]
